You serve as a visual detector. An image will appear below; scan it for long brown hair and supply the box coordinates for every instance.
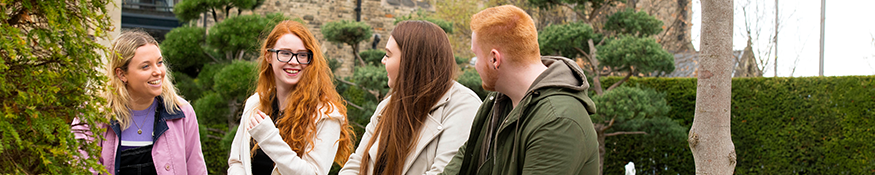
[252,20,355,166]
[360,20,457,175]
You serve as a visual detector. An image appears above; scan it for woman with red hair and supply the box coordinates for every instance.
[227,20,355,175]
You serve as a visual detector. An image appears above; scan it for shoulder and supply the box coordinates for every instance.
[449,81,482,103]
[527,92,590,125]
[317,103,346,122]
[175,96,196,117]
[245,93,261,107]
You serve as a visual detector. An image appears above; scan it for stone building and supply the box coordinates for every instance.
[247,0,432,76]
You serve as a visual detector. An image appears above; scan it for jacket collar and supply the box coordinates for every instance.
[108,96,184,174]
[109,96,185,142]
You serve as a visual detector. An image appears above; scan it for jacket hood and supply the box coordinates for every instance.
[527,56,596,114]
[528,56,590,92]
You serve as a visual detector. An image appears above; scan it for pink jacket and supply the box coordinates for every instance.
[72,96,207,175]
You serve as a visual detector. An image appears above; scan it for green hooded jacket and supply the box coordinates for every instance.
[440,56,599,175]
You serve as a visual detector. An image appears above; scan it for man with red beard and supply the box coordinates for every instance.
[441,5,600,175]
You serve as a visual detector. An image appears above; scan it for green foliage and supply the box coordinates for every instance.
[597,35,675,74]
[207,13,289,60]
[349,65,390,97]
[194,93,229,125]
[321,20,374,47]
[199,123,231,174]
[604,9,664,37]
[529,0,623,16]
[174,0,210,22]
[455,56,470,66]
[599,76,875,175]
[162,26,209,77]
[326,54,342,72]
[359,49,386,66]
[394,10,455,34]
[213,60,258,102]
[457,68,489,99]
[195,62,229,92]
[1,0,112,174]
[591,86,670,124]
[173,71,203,100]
[538,22,600,58]
[174,0,266,22]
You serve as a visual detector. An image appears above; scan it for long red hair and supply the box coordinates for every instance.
[252,20,355,166]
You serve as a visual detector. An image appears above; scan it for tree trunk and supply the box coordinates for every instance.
[352,43,366,66]
[689,0,737,174]
[597,128,606,175]
[227,100,240,133]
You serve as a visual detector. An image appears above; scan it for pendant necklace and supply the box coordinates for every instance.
[131,112,149,134]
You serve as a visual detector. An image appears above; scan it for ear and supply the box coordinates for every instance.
[115,68,127,83]
[490,49,502,70]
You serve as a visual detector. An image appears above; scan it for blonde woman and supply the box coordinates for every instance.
[72,30,207,174]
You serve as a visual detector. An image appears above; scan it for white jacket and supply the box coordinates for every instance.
[339,81,482,175]
[228,93,345,175]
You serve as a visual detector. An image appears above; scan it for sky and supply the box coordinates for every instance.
[690,0,875,77]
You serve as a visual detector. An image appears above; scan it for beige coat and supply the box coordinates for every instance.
[340,81,482,175]
[227,94,345,175]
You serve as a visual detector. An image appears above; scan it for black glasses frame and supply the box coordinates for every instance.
[267,49,312,64]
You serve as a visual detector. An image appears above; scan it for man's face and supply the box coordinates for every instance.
[472,32,497,91]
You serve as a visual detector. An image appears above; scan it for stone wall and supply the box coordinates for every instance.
[252,0,432,76]
[197,0,693,76]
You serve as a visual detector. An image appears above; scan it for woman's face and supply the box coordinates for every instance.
[382,36,401,88]
[119,44,165,100]
[269,34,310,91]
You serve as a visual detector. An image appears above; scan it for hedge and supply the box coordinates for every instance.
[600,75,875,174]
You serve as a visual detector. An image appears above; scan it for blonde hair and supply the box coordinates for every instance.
[471,5,541,65]
[104,30,181,130]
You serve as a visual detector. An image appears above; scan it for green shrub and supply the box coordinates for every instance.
[207,13,289,60]
[161,26,208,77]
[457,68,488,99]
[199,123,230,175]
[213,60,258,102]
[599,76,875,174]
[359,49,386,66]
[1,0,111,173]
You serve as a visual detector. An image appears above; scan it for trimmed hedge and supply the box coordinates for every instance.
[600,76,875,174]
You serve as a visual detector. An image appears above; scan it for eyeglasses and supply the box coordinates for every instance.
[267,49,312,64]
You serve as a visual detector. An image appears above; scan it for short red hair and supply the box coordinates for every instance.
[471,5,540,65]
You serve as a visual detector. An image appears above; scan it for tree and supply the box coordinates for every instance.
[359,49,386,66]
[536,3,683,174]
[207,13,289,61]
[529,0,623,24]
[322,20,373,67]
[161,26,210,77]
[394,10,454,34]
[1,0,111,173]
[174,0,266,23]
[689,0,737,174]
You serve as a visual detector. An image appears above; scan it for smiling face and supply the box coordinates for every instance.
[382,36,401,88]
[269,34,310,90]
[118,44,165,100]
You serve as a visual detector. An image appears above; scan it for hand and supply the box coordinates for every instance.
[247,110,269,131]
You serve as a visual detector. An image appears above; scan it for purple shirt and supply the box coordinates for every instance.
[120,100,156,150]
